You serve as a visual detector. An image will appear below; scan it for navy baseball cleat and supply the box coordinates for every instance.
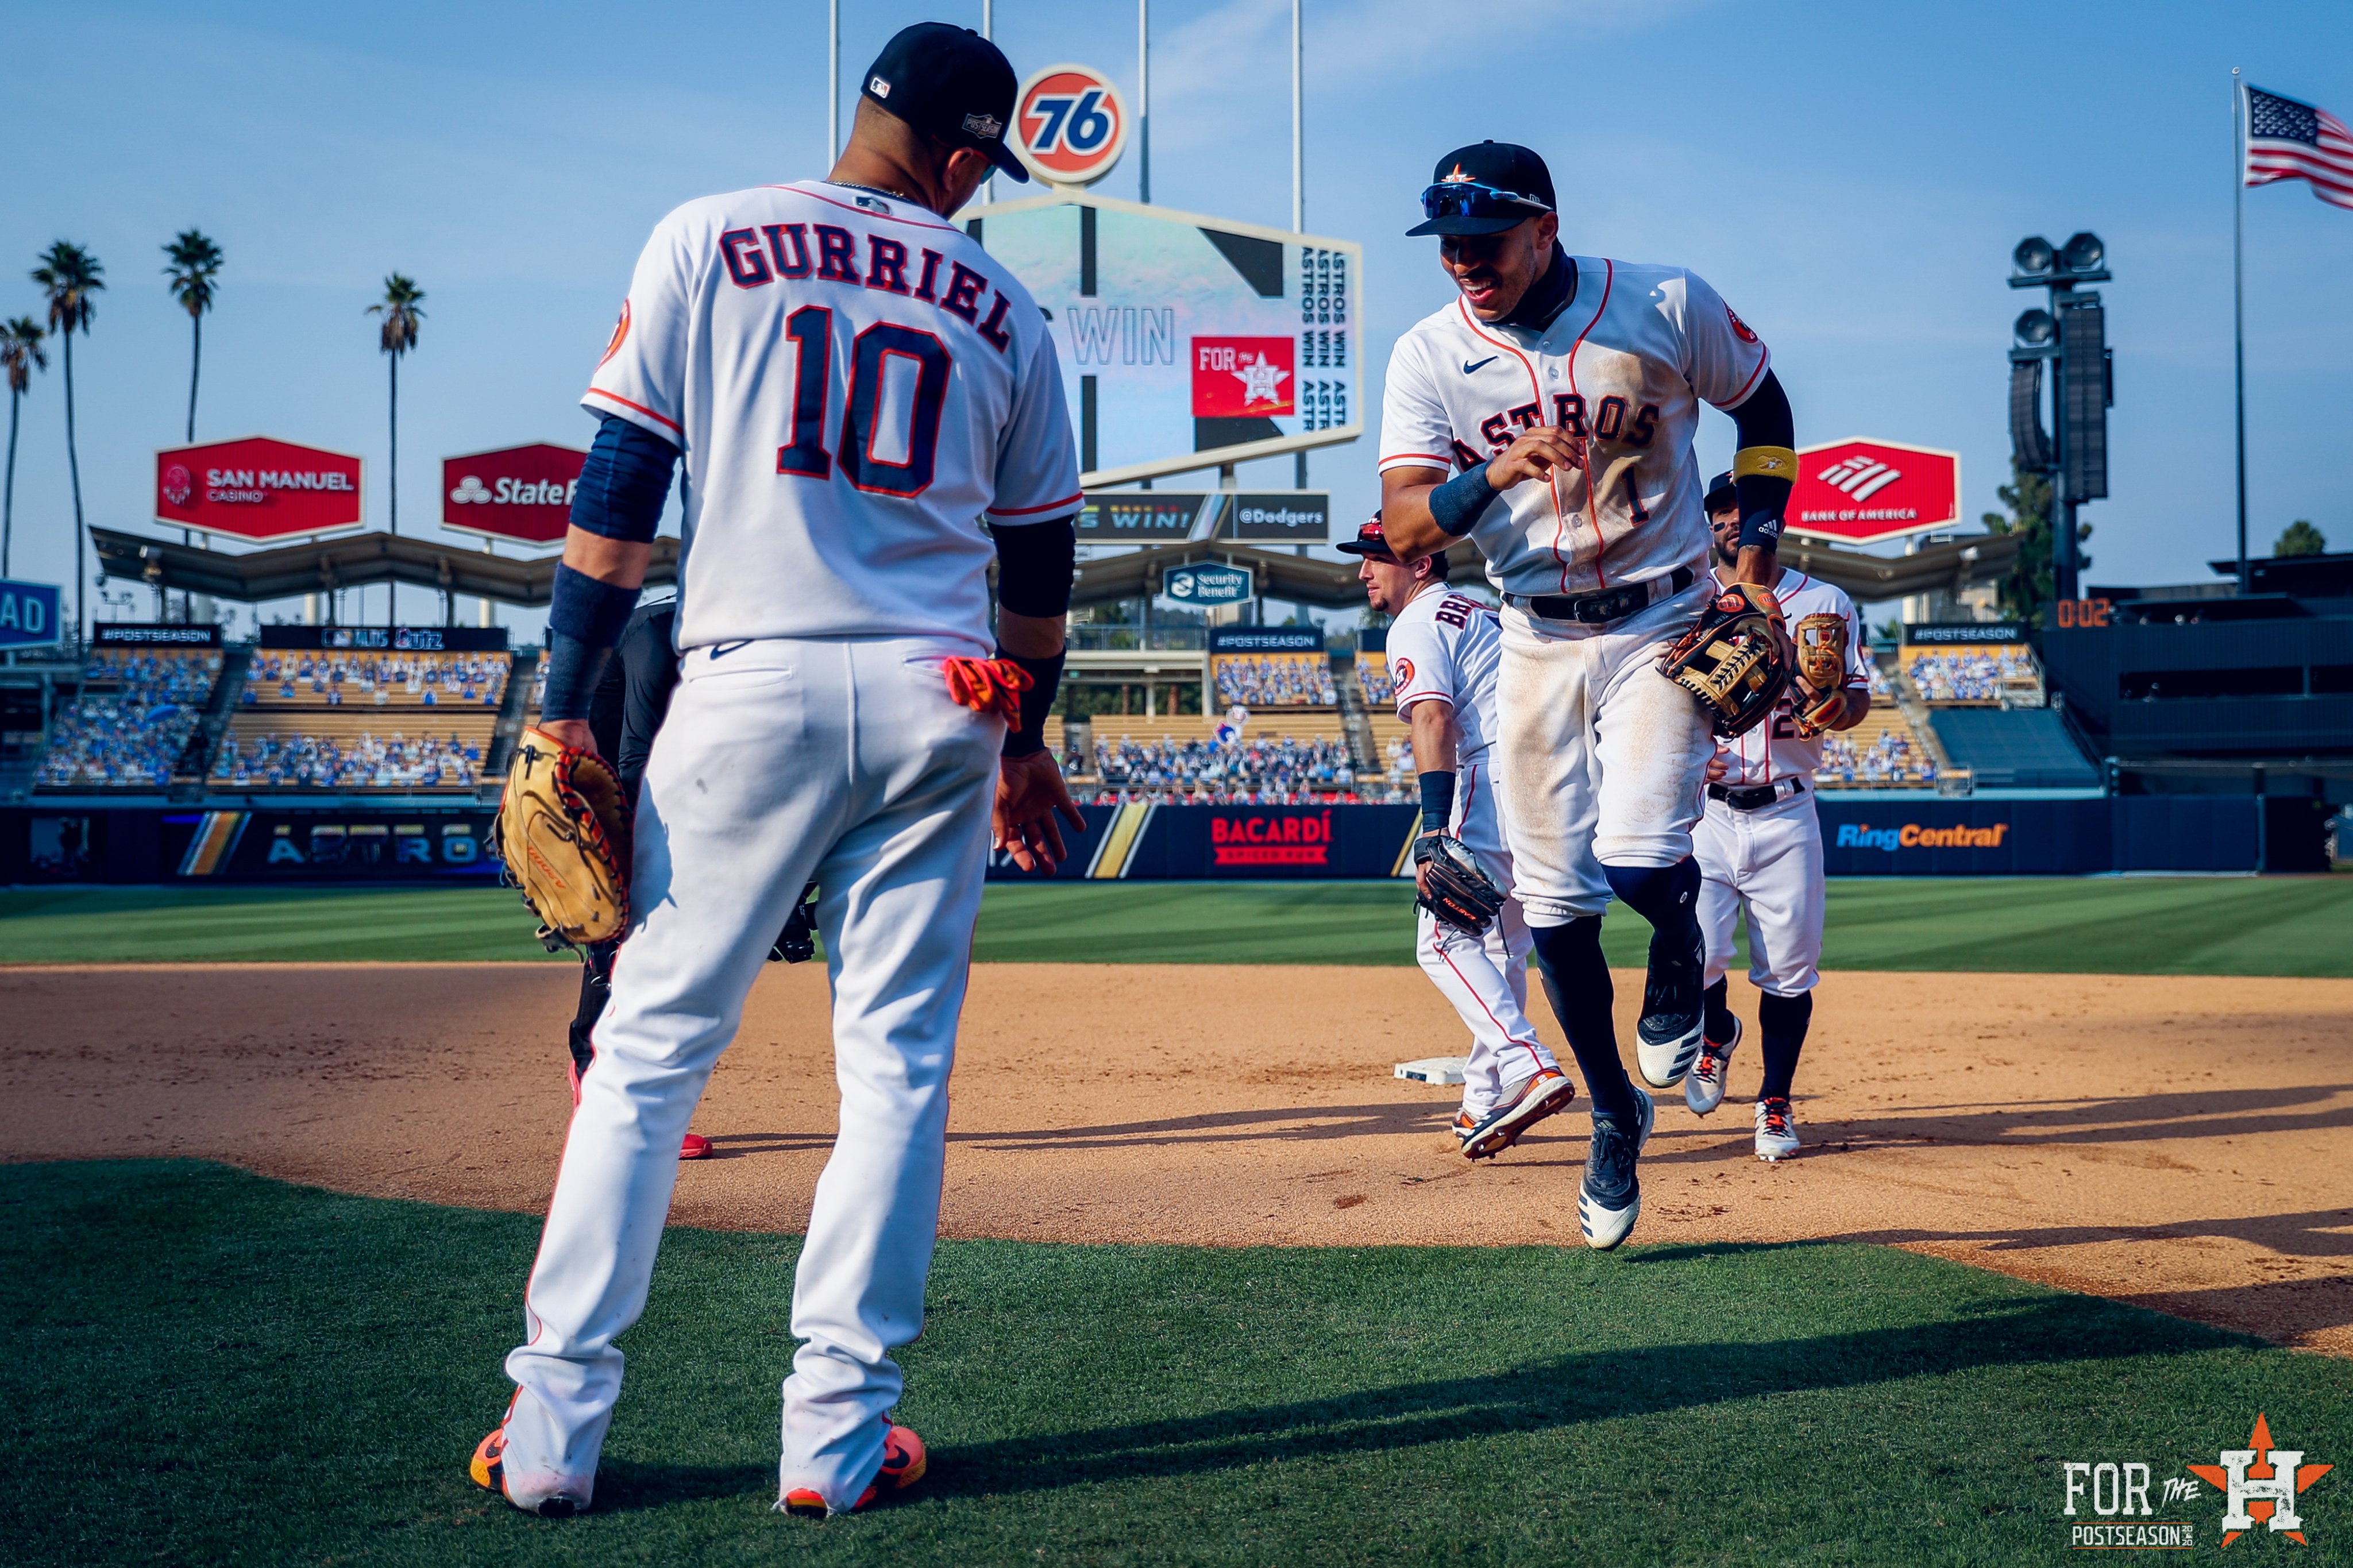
[1635,943,1707,1088]
[1578,1087,1654,1250]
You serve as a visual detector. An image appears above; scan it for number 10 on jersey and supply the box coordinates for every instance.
[776,307,952,497]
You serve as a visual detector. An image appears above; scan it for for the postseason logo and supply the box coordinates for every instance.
[2057,1413,2331,1550]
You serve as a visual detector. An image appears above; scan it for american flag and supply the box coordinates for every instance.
[2245,84,2353,211]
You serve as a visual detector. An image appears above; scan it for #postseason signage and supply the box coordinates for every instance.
[1785,438,1960,546]
[155,436,363,540]
[441,443,588,547]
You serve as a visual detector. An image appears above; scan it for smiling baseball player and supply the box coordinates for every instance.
[1341,515,1575,1160]
[1377,141,1800,1250]
[1682,474,1869,1161]
[471,23,1082,1521]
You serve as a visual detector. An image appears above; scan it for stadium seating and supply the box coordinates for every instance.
[243,650,510,709]
[1814,705,1939,786]
[1075,717,1367,802]
[1928,708,2101,789]
[1903,644,2042,704]
[1210,652,1336,708]
[36,647,224,789]
[1356,652,1397,708]
[213,649,510,790]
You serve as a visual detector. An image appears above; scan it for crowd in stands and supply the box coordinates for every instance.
[1071,733,1379,803]
[245,651,510,707]
[1906,650,2034,702]
[36,650,222,788]
[210,730,485,789]
[1212,655,1336,708]
[1815,730,1935,784]
[1357,656,1396,707]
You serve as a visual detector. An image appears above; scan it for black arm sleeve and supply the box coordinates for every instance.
[992,517,1078,617]
[1730,371,1795,548]
[616,604,680,801]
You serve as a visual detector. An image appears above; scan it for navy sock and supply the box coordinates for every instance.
[1757,990,1813,1101]
[1527,917,1636,1121]
[1603,858,1704,968]
[1704,976,1735,1044]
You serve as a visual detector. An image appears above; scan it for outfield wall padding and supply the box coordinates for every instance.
[0,796,2265,883]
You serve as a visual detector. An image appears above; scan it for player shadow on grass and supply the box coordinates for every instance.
[909,1290,2245,1504]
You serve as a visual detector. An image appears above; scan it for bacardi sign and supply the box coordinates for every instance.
[1785,437,1959,546]
[441,443,588,547]
[156,436,364,540]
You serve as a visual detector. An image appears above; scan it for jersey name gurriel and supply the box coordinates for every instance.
[1386,586,1503,762]
[1711,570,1870,788]
[586,180,1081,654]
[1378,257,1769,600]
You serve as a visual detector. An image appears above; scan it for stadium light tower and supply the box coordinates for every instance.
[2008,232,2113,607]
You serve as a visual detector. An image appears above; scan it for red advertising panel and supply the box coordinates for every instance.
[1191,336,1295,418]
[440,443,588,547]
[1785,438,1960,546]
[156,437,363,540]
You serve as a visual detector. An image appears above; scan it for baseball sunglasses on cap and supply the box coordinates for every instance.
[1417,179,1553,226]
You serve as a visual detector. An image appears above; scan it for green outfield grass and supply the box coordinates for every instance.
[1,1161,2341,1567]
[3,875,2350,974]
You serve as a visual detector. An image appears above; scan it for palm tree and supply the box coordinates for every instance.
[367,273,424,624]
[163,230,223,443]
[1,317,48,577]
[32,242,103,639]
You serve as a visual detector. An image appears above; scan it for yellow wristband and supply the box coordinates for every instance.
[1732,445,1798,481]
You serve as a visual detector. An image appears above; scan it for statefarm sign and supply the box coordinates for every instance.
[441,443,588,546]
[1784,437,1959,547]
[156,437,363,540]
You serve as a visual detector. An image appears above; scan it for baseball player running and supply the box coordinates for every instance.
[1682,473,1870,1161]
[1377,141,1800,1250]
[472,24,1083,1520]
[1341,515,1575,1159]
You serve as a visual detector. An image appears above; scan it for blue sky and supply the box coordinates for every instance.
[4,0,2349,634]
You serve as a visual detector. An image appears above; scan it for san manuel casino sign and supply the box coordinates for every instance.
[156,437,363,540]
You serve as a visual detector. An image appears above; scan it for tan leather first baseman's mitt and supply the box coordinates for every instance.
[1657,582,1792,738]
[495,727,631,952]
[1792,611,1851,738]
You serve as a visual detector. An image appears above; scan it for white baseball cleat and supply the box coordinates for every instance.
[1461,1066,1579,1160]
[1635,945,1706,1088]
[1754,1096,1801,1163]
[1685,1015,1741,1117]
[1577,1087,1654,1251]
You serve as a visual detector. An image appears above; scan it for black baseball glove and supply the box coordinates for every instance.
[1657,582,1793,737]
[769,881,820,964]
[1415,834,1507,934]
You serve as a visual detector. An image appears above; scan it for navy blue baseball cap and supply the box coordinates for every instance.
[861,23,1030,183]
[1704,471,1738,513]
[1409,141,1556,236]
[1335,514,1397,559]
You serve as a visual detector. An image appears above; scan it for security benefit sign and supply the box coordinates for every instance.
[974,195,1362,480]
[441,443,587,547]
[0,578,62,649]
[1162,563,1254,605]
[1785,437,1959,546]
[156,436,363,540]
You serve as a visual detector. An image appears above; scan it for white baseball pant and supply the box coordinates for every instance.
[1695,791,1824,995]
[1414,755,1557,1116]
[497,634,999,1515]
[1494,582,1716,925]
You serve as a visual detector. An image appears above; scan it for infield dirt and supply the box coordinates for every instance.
[4,963,2349,1354]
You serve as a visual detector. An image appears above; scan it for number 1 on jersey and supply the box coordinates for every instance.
[775,308,954,497]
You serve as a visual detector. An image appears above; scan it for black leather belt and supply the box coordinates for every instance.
[1507,565,1695,625]
[1708,777,1806,811]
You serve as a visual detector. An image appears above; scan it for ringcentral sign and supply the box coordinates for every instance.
[441,443,588,547]
[155,436,364,540]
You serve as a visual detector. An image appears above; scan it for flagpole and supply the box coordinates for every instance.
[2233,67,2250,592]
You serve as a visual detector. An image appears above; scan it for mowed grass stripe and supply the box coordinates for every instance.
[5,1160,2348,1567]
[2,876,2350,974]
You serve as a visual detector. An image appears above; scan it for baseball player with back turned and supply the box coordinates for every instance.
[1378,141,1802,1250]
[470,24,1084,1520]
[1339,514,1576,1159]
[1681,472,1871,1160]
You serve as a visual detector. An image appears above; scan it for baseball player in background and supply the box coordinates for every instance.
[1340,515,1576,1160]
[470,23,1083,1521]
[1377,141,1801,1250]
[1683,473,1870,1161]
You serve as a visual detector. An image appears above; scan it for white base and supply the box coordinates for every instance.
[1394,1056,1469,1085]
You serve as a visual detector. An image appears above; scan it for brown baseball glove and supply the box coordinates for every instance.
[495,727,632,953]
[1792,612,1851,737]
[1657,582,1791,737]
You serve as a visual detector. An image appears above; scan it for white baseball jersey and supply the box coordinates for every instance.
[1710,567,1870,787]
[1379,258,1770,599]
[587,179,1082,655]
[1385,584,1502,759]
